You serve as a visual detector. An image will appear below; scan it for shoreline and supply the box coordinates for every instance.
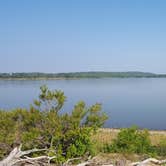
[0,77,74,81]
[93,128,166,147]
[99,128,166,134]
[1,77,166,81]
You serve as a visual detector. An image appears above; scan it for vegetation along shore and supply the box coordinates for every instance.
[0,85,165,166]
[1,71,166,80]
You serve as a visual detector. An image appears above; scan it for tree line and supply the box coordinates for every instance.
[0,72,166,79]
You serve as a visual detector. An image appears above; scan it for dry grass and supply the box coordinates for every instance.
[90,129,166,165]
[92,128,166,149]
[89,153,148,164]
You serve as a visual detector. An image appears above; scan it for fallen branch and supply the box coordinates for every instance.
[76,161,91,166]
[130,158,166,166]
[0,144,55,166]
[76,157,166,166]
[1,146,166,166]
[63,157,81,166]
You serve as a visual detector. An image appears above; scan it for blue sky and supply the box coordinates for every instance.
[0,0,166,73]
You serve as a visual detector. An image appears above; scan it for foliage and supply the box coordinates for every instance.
[153,139,166,156]
[0,85,107,163]
[103,127,166,157]
[103,126,152,154]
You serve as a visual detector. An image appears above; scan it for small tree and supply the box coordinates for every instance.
[32,85,108,162]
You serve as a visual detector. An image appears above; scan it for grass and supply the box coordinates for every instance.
[92,128,166,151]
[89,128,166,165]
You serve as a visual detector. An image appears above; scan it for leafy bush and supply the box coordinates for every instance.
[103,126,152,154]
[154,139,166,156]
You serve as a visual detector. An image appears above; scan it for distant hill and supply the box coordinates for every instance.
[0,72,166,79]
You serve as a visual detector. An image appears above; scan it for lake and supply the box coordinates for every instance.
[0,78,166,130]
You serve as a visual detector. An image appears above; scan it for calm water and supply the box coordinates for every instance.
[0,78,166,130]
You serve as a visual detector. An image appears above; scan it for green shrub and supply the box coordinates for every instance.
[103,126,152,154]
[154,139,166,156]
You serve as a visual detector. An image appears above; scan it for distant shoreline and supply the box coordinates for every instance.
[100,128,166,134]
[0,77,73,81]
[0,71,166,80]
[1,76,166,81]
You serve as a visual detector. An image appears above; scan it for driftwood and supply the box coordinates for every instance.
[130,158,166,166]
[0,145,55,166]
[75,158,166,166]
[0,146,166,166]
[63,157,82,166]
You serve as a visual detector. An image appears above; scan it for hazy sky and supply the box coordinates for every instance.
[0,0,166,73]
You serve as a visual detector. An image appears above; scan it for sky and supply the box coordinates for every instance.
[0,0,166,73]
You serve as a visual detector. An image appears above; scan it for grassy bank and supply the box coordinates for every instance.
[93,128,166,147]
[90,128,166,165]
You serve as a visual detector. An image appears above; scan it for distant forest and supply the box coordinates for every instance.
[0,72,166,79]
